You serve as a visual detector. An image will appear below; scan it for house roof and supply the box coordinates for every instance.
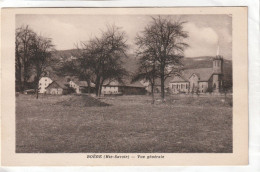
[169,75,189,83]
[151,68,213,86]
[103,79,145,88]
[46,80,68,89]
[45,76,69,89]
[182,68,213,81]
[125,81,145,88]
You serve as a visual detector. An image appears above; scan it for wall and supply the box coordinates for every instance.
[169,82,189,94]
[69,81,80,93]
[49,88,63,95]
[198,82,208,93]
[189,74,199,92]
[38,77,53,93]
[102,86,119,94]
[213,60,223,74]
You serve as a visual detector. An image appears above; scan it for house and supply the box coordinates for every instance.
[102,80,146,95]
[168,55,224,94]
[38,77,53,93]
[39,75,95,95]
[69,80,95,94]
[45,80,69,95]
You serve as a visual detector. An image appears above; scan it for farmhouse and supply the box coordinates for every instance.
[69,79,95,94]
[38,76,53,93]
[45,80,69,95]
[102,80,146,95]
[168,55,224,94]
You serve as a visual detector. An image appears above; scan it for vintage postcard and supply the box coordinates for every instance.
[1,7,248,166]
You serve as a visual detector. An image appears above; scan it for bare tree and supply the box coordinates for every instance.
[136,16,189,101]
[30,35,55,99]
[79,25,128,96]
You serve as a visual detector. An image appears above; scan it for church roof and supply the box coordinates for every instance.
[182,68,213,81]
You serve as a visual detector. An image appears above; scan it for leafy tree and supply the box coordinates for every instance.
[30,35,55,99]
[15,25,36,91]
[136,16,189,101]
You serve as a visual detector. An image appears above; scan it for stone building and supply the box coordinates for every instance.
[168,55,224,94]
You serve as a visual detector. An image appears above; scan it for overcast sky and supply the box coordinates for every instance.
[16,14,232,60]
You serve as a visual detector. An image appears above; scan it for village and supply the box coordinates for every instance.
[15,15,233,153]
[34,54,227,97]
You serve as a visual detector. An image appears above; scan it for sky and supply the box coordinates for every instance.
[16,14,232,60]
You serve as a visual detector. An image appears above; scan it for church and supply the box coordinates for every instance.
[168,55,224,94]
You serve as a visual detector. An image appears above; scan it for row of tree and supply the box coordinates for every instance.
[15,16,189,102]
[15,26,55,98]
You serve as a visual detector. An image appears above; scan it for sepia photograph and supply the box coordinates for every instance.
[15,14,233,153]
[1,7,248,166]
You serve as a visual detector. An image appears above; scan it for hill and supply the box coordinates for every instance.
[50,50,232,88]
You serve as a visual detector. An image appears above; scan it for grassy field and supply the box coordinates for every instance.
[16,94,232,153]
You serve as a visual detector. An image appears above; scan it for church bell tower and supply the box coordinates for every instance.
[212,45,224,93]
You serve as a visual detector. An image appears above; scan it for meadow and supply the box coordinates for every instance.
[16,94,232,153]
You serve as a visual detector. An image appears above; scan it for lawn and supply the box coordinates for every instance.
[16,94,232,153]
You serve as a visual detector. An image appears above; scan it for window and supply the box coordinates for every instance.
[202,85,203,88]
[186,84,188,89]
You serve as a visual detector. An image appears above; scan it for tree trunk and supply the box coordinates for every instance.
[35,81,39,99]
[16,59,23,92]
[87,79,91,94]
[160,62,165,102]
[95,76,100,96]
[98,79,104,97]
[160,75,165,102]
[151,83,155,104]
